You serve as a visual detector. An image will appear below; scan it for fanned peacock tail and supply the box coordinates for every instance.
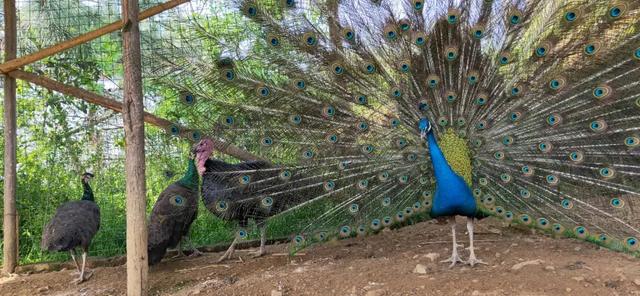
[148,0,640,254]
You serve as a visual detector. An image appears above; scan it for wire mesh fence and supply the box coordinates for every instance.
[0,0,272,265]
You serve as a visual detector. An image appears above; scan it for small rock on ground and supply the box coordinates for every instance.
[413,264,428,274]
[511,259,543,270]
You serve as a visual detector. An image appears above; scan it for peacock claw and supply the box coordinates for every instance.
[440,254,466,268]
[467,257,487,267]
[248,249,266,258]
[189,249,203,257]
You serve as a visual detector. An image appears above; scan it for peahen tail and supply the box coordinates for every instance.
[148,0,640,254]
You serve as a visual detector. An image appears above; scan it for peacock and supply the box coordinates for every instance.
[148,0,640,265]
[42,173,100,283]
[195,138,322,262]
[147,141,210,265]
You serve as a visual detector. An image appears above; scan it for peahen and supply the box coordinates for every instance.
[41,173,100,283]
[147,140,210,265]
[150,0,640,264]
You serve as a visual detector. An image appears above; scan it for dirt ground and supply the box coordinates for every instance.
[1,217,640,296]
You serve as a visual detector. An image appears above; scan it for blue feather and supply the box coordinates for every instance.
[420,118,476,218]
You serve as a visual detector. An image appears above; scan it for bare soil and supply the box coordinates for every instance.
[2,217,639,296]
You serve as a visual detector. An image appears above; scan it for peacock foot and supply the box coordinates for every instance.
[467,256,487,267]
[440,253,466,268]
[189,249,203,257]
[248,249,266,258]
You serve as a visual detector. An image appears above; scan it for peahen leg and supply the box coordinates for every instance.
[249,225,267,258]
[73,251,92,284]
[183,235,203,257]
[466,217,487,267]
[217,237,238,263]
[70,249,81,273]
[171,240,185,259]
[440,216,466,267]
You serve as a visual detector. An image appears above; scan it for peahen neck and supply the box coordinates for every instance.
[177,158,199,190]
[426,132,456,182]
[81,180,94,201]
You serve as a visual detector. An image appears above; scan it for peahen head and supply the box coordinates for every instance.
[81,172,94,184]
[194,138,214,176]
[418,117,432,139]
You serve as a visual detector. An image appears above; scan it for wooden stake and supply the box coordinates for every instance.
[8,70,263,162]
[122,0,148,294]
[0,0,190,74]
[3,0,19,275]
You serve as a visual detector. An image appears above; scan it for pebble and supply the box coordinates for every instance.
[424,253,440,262]
[572,276,584,282]
[37,286,50,293]
[544,266,555,271]
[634,279,640,286]
[511,259,543,270]
[293,267,305,273]
[566,288,572,292]
[413,264,428,274]
[472,279,479,283]
[271,290,283,296]
[365,289,386,296]
[471,290,480,296]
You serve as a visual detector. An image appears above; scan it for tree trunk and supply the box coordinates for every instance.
[122,0,148,295]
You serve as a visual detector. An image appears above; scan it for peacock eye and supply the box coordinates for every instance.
[173,195,183,205]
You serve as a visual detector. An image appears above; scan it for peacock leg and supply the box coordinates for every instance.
[249,225,267,258]
[183,235,203,257]
[217,237,238,263]
[440,216,466,267]
[466,217,487,267]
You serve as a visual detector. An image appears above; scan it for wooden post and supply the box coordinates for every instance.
[3,0,19,275]
[122,0,148,294]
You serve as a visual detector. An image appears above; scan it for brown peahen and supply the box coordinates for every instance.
[149,0,640,266]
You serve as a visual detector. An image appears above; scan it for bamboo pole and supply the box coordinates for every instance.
[3,0,19,275]
[122,0,148,294]
[8,70,263,161]
[0,0,190,74]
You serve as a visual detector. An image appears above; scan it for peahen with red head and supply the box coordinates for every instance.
[149,0,640,264]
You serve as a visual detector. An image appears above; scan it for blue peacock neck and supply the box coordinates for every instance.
[426,131,456,183]
[81,180,94,201]
[178,158,199,190]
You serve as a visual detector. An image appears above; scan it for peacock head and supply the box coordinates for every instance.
[193,138,215,176]
[418,117,432,139]
[82,172,94,184]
